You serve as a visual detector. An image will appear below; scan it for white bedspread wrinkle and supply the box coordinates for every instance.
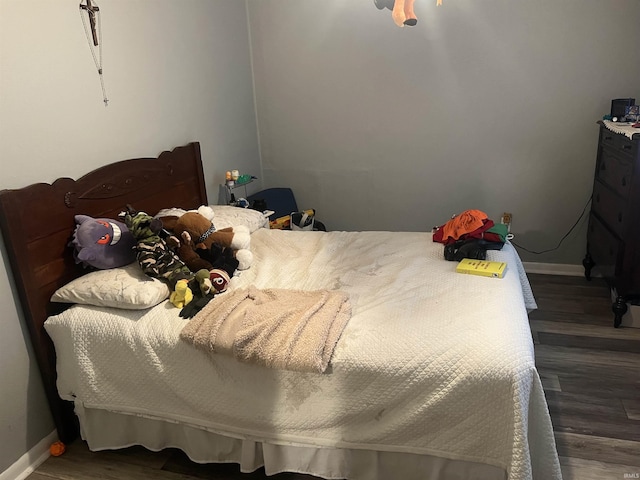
[45,229,559,480]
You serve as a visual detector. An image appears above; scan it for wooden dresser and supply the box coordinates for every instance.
[583,121,640,327]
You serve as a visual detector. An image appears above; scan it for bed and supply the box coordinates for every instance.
[0,142,562,480]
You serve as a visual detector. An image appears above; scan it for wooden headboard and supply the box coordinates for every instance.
[0,142,208,443]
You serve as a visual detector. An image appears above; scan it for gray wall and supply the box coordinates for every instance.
[248,0,640,264]
[0,0,260,473]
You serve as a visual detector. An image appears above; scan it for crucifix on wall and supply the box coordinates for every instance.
[80,0,100,46]
[79,0,109,106]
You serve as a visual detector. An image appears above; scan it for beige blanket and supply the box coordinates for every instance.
[180,286,351,373]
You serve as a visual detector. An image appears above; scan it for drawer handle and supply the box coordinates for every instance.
[618,212,623,223]
[604,136,613,141]
[623,144,632,150]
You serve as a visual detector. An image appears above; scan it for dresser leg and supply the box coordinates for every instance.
[612,296,627,328]
[582,253,594,281]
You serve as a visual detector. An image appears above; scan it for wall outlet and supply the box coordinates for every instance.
[501,212,512,232]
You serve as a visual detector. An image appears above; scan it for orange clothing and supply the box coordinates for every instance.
[435,210,490,244]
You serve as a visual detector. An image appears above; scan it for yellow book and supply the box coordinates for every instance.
[456,258,507,278]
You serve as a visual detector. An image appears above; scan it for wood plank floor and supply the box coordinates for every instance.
[27,274,640,480]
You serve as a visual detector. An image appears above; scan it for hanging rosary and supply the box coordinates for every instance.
[79,0,109,106]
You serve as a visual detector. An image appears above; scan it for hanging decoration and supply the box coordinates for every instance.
[79,0,109,106]
[375,0,443,28]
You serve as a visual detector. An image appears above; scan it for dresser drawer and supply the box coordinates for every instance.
[587,213,623,279]
[597,147,634,198]
[600,129,617,148]
[591,180,629,238]
[615,135,637,158]
[600,129,638,158]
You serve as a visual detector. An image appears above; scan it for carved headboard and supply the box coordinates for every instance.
[0,142,208,442]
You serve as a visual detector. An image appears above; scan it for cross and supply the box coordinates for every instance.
[80,0,100,46]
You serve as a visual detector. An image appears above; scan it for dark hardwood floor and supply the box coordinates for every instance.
[27,274,640,480]
[527,273,640,480]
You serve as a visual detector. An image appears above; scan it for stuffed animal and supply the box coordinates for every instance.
[375,0,442,27]
[71,215,136,270]
[166,231,238,294]
[121,206,212,308]
[160,206,253,272]
[393,0,417,26]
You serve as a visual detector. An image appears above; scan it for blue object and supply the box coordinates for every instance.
[247,187,298,220]
[235,198,250,208]
[247,187,327,231]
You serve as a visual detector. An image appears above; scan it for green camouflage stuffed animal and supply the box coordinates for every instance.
[122,205,212,309]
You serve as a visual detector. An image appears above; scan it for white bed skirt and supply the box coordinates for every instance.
[75,403,506,480]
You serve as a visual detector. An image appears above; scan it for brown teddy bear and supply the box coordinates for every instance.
[159,206,253,273]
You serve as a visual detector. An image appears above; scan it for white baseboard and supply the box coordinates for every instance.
[522,262,593,277]
[1,430,58,480]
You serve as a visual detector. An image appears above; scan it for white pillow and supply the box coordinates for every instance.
[156,205,268,233]
[208,205,268,232]
[51,262,170,310]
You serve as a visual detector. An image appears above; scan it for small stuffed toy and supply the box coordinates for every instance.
[170,279,193,308]
[173,271,214,317]
[166,231,238,294]
[121,206,212,308]
[71,215,136,270]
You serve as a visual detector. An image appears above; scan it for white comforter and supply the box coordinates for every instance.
[45,229,561,480]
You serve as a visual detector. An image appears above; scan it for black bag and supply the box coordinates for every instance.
[444,239,503,262]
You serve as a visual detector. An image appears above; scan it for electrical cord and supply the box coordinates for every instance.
[509,195,592,255]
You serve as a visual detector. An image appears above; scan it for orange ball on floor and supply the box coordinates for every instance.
[49,441,66,457]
